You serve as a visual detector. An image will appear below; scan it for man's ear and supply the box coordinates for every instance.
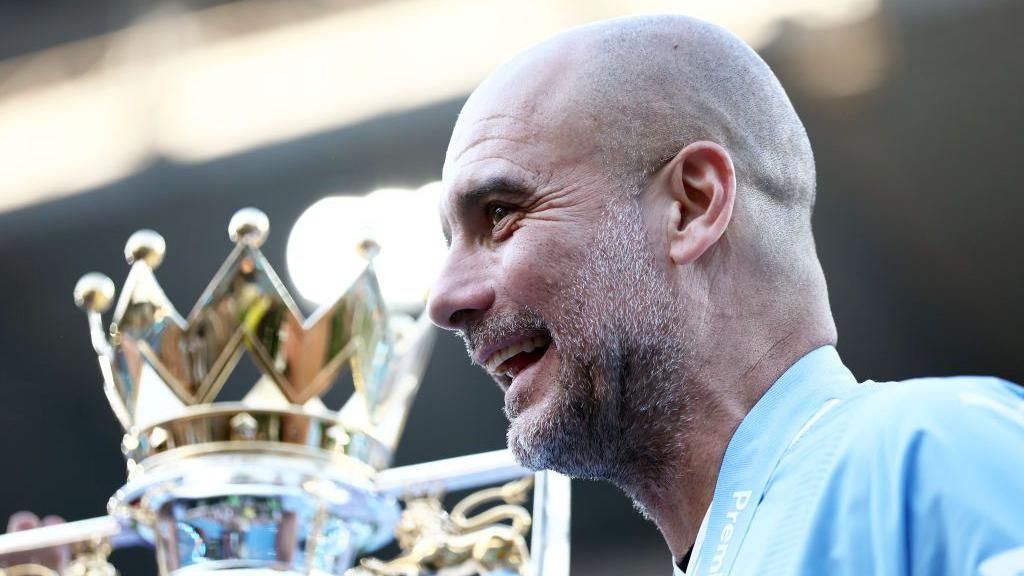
[661,141,736,266]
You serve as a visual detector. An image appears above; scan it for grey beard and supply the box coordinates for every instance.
[504,198,693,492]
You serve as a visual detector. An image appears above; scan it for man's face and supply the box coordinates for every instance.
[429,70,689,480]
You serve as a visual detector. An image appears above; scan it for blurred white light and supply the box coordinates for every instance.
[0,0,882,214]
[286,196,372,308]
[286,182,446,313]
[781,16,890,99]
[0,70,150,210]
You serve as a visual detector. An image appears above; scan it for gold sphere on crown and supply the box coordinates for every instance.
[73,273,116,313]
[124,230,166,268]
[228,207,270,247]
[358,238,381,260]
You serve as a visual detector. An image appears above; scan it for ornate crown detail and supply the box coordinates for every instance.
[74,208,435,474]
[0,204,565,576]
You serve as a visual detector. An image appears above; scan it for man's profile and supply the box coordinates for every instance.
[427,14,1024,575]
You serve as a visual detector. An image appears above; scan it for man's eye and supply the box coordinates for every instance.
[487,204,512,227]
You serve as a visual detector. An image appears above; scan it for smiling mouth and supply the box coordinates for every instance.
[482,334,552,384]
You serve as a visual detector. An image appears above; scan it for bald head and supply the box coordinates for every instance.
[447,15,819,270]
[605,19,811,202]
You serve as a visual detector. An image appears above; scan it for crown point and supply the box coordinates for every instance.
[74,273,116,313]
[124,230,166,268]
[229,208,269,247]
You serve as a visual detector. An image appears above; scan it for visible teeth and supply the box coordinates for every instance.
[484,336,549,373]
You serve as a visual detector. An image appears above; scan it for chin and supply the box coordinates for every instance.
[505,393,595,476]
[505,396,558,470]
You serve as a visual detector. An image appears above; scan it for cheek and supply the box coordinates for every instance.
[498,228,585,306]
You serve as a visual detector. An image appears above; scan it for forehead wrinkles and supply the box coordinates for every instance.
[452,112,536,162]
[442,75,602,223]
[443,114,551,216]
[450,109,540,170]
[448,102,595,186]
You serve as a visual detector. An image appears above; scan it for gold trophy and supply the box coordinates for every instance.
[0,207,570,576]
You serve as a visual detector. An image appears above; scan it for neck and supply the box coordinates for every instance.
[627,307,836,561]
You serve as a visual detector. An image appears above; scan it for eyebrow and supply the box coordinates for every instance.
[443,175,533,245]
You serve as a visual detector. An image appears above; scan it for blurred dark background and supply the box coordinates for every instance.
[0,0,1022,574]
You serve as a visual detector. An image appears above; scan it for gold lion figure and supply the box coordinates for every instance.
[349,477,534,576]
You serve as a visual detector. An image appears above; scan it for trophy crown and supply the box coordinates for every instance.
[77,207,435,474]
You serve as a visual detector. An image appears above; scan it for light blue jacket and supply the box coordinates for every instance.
[677,346,1024,576]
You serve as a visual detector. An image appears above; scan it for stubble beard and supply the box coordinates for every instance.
[469,198,694,496]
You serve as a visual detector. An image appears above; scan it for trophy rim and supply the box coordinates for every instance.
[124,403,393,472]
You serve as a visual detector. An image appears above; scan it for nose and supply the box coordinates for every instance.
[427,251,496,331]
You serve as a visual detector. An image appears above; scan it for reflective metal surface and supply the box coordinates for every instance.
[122,405,392,473]
[74,208,428,458]
[93,213,394,434]
[0,451,534,559]
[111,452,398,575]
[0,208,578,575]
[65,209,437,575]
[0,452,569,576]
[349,477,533,576]
[154,495,359,574]
[527,472,571,576]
